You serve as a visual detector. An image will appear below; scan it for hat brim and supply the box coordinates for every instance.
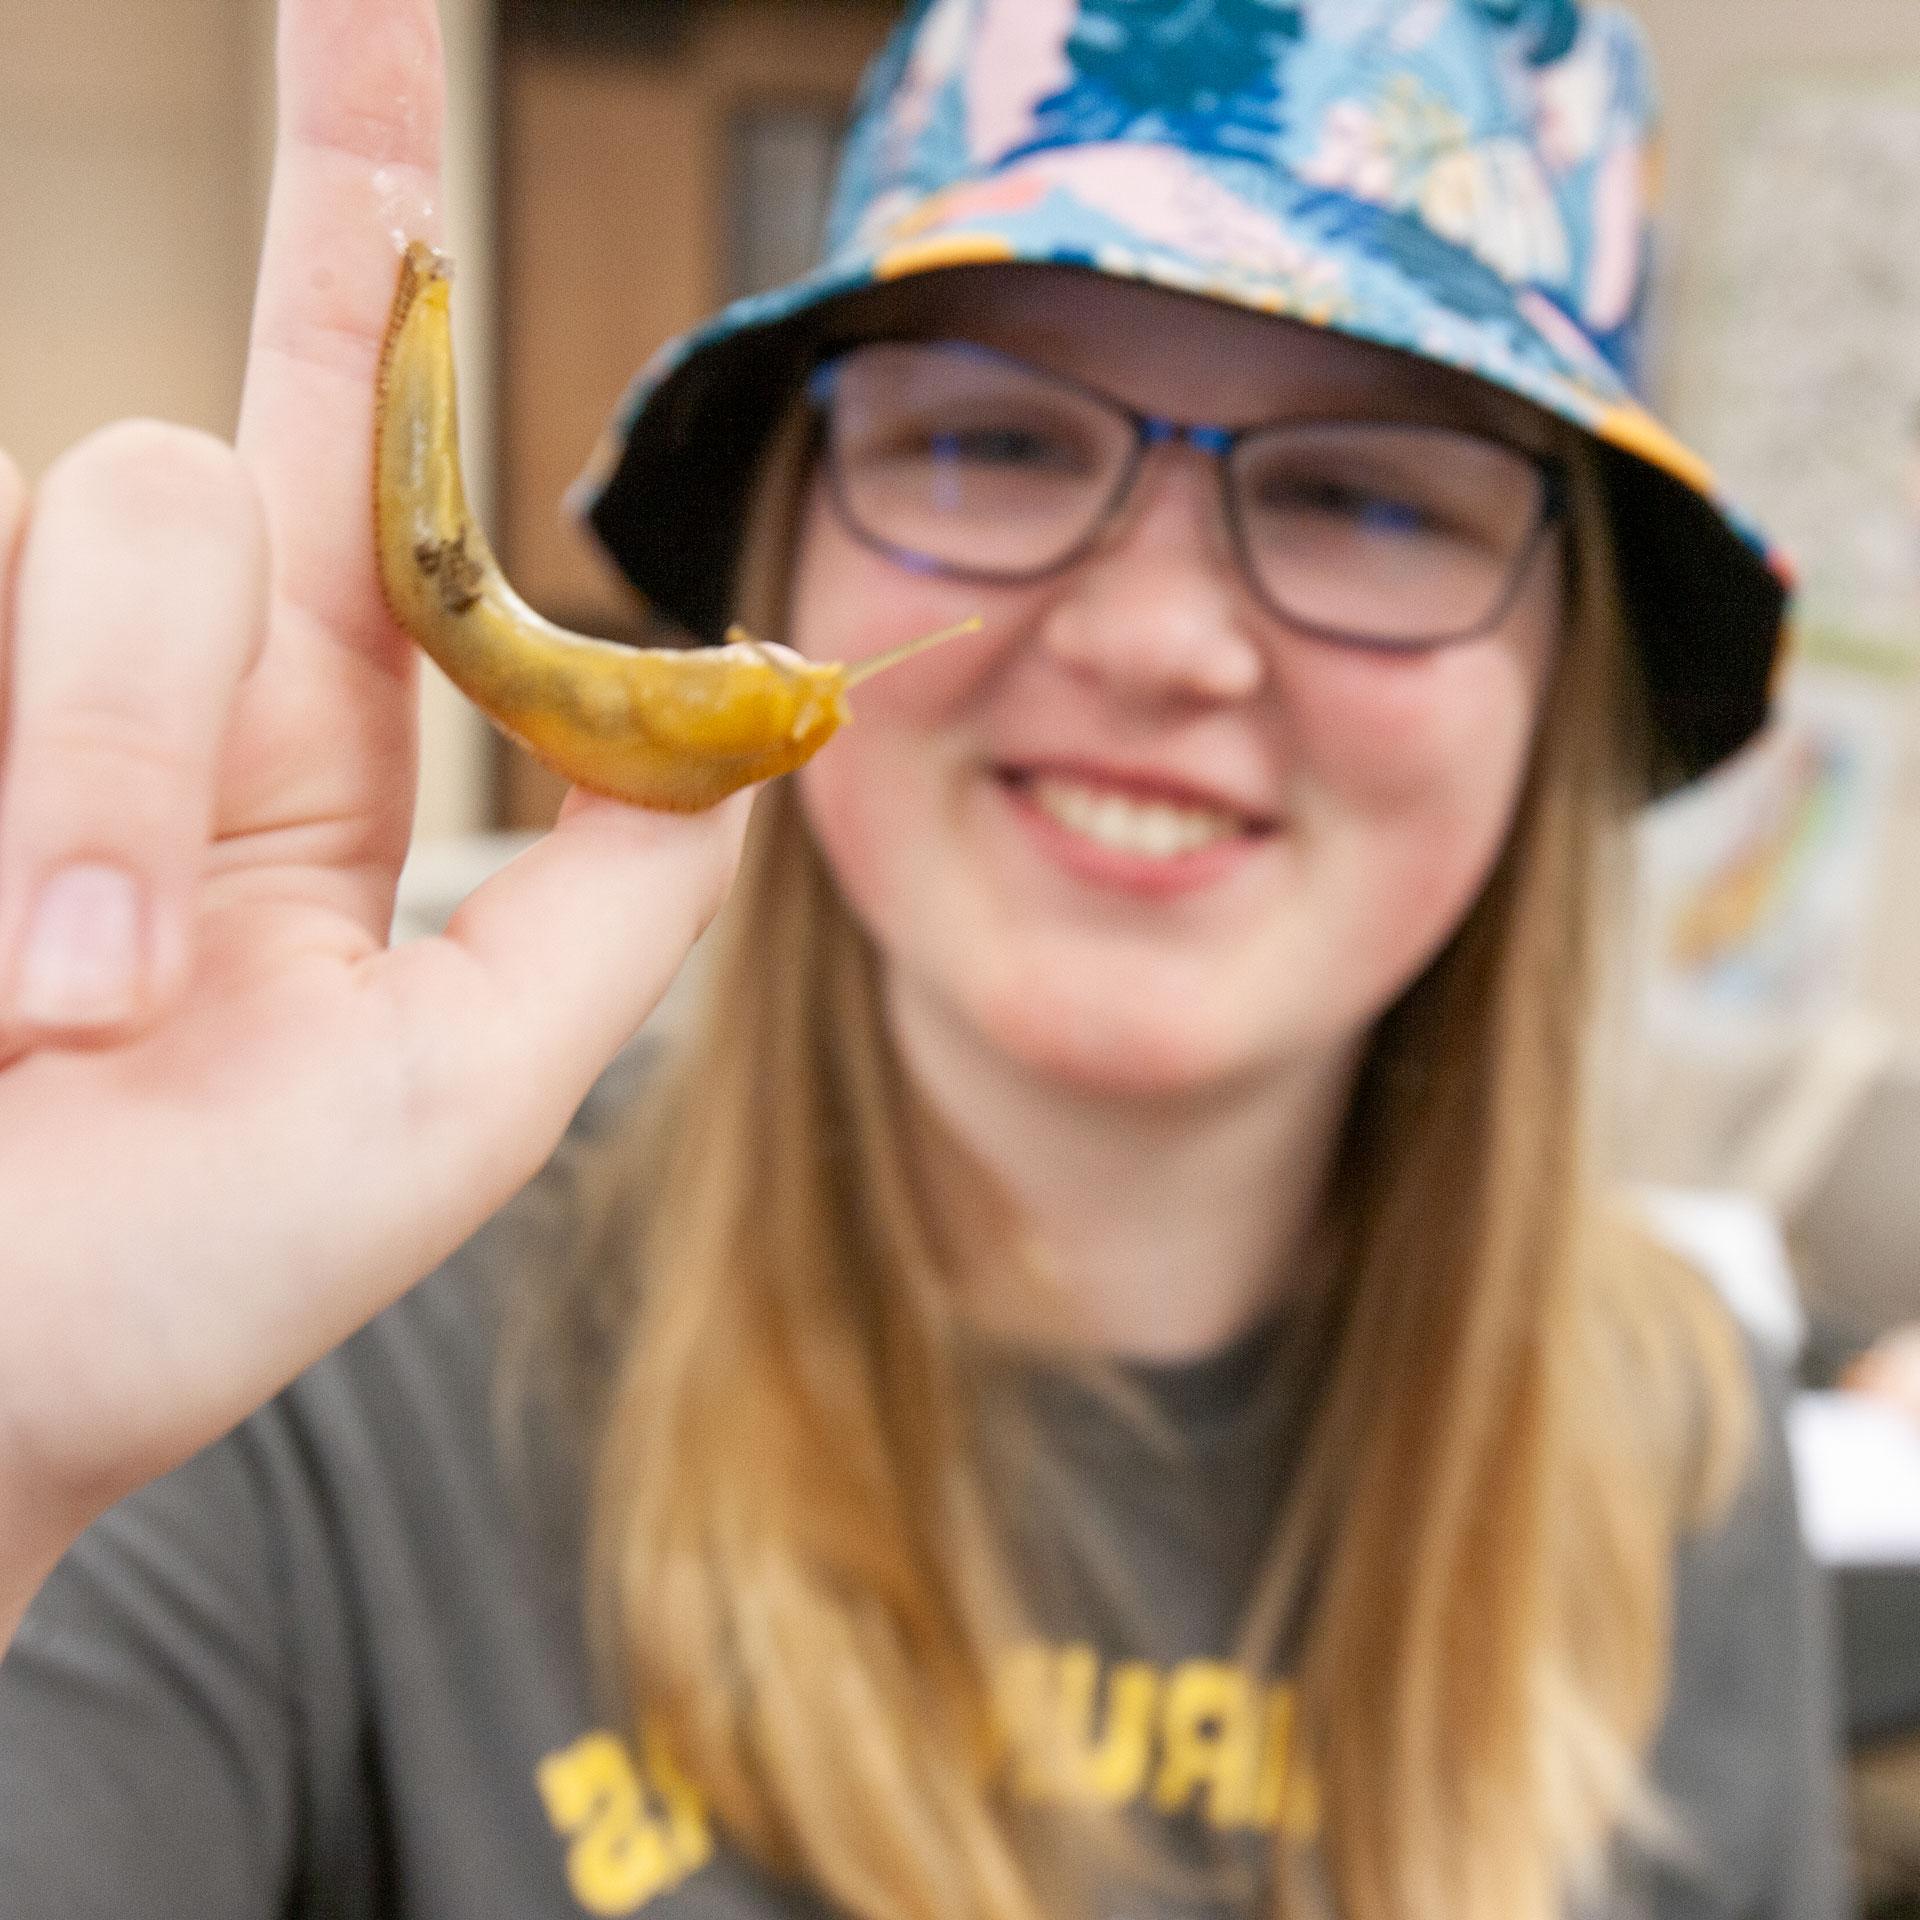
[577,154,1787,794]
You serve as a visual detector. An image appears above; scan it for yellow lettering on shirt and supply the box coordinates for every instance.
[536,1647,1321,1913]
[1153,1660,1261,1827]
[535,1726,710,1916]
[1053,1642,1159,1807]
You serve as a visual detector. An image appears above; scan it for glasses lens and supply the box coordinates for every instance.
[816,343,1133,578]
[1231,423,1549,645]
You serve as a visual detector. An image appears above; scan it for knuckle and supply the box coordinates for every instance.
[0,708,208,888]
[17,705,204,796]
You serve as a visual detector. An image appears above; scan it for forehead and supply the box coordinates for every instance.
[824,264,1559,450]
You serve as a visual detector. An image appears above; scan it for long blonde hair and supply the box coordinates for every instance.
[539,382,1755,1920]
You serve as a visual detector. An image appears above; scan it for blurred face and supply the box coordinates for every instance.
[788,269,1564,1099]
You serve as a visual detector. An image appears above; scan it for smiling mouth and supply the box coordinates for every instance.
[999,769,1272,862]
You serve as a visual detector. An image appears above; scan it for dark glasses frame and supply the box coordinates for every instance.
[804,337,1570,653]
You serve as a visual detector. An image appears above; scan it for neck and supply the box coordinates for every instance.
[888,983,1359,1364]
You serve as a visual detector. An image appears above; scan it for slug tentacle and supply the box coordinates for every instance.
[372,241,979,813]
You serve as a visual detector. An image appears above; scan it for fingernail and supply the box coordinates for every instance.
[15,864,144,1028]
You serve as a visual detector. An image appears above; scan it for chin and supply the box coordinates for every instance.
[965,974,1259,1103]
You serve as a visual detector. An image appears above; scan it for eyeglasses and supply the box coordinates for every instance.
[805,340,1565,652]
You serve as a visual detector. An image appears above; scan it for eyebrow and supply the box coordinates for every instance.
[1290,376,1557,453]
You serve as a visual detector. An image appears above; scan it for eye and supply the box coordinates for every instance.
[909,416,1102,480]
[1237,424,1547,559]
[1246,461,1517,555]
[932,425,1074,467]
[1270,476,1437,535]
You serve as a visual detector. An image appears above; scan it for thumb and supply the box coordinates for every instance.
[433,788,753,1122]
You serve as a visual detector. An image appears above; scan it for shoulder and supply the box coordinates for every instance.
[1665,1334,1809,1660]
[1644,1335,1851,1919]
[1594,1187,1849,1913]
[1622,1187,1825,1730]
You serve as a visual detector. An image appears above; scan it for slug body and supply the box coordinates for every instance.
[374,243,851,812]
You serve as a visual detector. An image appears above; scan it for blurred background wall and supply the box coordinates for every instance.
[0,0,496,835]
[1638,0,1920,1053]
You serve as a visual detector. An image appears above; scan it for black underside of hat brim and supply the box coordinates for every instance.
[1597,446,1784,796]
[586,315,819,647]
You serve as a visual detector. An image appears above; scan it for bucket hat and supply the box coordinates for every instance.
[576,0,1789,792]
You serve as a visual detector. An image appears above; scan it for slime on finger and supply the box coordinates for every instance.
[372,242,981,813]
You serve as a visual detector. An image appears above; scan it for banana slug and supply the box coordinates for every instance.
[373,242,978,813]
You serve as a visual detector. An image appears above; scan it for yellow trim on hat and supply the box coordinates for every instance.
[1594,401,1718,498]
[874,234,1020,279]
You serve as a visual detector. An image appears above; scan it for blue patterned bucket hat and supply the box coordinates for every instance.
[578,0,1790,791]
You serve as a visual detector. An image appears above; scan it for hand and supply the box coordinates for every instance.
[0,0,748,1599]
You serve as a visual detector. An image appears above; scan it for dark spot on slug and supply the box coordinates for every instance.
[414,532,485,614]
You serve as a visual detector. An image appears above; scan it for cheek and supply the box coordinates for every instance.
[1282,641,1540,807]
[1275,534,1561,817]
[790,618,989,955]
[793,702,952,954]
[1278,637,1549,960]
[786,480,1030,928]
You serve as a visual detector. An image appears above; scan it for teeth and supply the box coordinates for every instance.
[1028,777,1244,858]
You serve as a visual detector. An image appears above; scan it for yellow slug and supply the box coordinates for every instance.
[373,242,978,813]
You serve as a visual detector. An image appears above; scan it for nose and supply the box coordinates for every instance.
[1033,444,1269,706]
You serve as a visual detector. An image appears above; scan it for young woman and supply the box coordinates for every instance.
[0,1,1848,1917]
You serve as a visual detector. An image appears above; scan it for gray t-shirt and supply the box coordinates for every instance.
[0,1071,1850,1920]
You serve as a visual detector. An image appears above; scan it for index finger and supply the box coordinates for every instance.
[236,0,446,657]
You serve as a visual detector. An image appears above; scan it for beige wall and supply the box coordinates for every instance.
[0,0,258,471]
[0,0,493,839]
[1632,0,1920,367]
